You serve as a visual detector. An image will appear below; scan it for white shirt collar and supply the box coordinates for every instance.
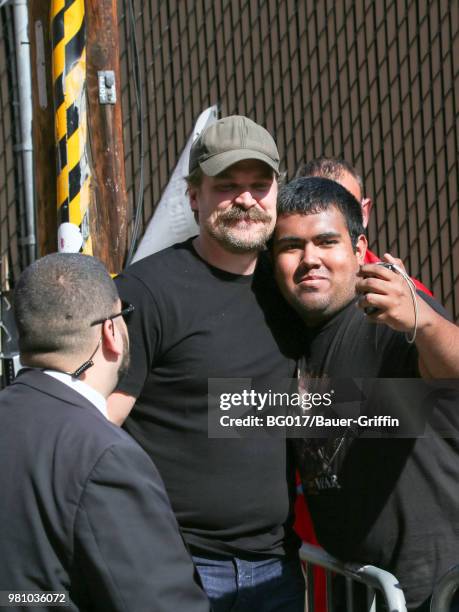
[43,370,108,419]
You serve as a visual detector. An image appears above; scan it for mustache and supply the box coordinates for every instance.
[218,207,272,223]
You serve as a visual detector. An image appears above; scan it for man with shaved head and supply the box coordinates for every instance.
[0,253,210,612]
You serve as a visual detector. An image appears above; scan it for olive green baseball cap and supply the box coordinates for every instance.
[189,115,280,176]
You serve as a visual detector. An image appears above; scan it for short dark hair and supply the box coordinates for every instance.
[277,176,364,248]
[296,156,364,200]
[185,167,205,189]
[14,253,119,359]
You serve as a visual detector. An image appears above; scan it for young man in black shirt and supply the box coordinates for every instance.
[272,176,459,611]
[108,116,305,611]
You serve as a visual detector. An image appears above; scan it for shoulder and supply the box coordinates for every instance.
[66,412,156,488]
[85,437,159,484]
[116,240,197,288]
[66,406,141,448]
[340,300,402,347]
[59,402,145,463]
[9,372,142,453]
[115,241,203,312]
[346,302,418,376]
[0,374,152,491]
[330,300,413,355]
[56,411,156,497]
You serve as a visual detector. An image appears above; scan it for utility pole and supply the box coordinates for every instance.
[29,0,128,274]
[86,0,128,273]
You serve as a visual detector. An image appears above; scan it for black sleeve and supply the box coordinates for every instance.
[377,327,419,378]
[114,272,162,397]
[418,291,453,321]
[73,443,210,612]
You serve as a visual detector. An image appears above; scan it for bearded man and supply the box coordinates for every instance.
[109,116,306,612]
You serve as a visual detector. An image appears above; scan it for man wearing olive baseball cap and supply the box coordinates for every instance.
[186,115,280,260]
[110,115,305,611]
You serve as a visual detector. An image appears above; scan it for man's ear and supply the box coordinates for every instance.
[101,320,122,357]
[361,197,373,228]
[355,234,367,265]
[188,187,201,224]
[188,186,198,213]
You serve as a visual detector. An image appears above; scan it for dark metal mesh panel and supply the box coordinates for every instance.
[0,6,24,289]
[120,0,458,320]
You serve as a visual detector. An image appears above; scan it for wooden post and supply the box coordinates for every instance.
[86,0,128,274]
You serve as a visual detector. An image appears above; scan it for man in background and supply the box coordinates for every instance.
[0,253,210,612]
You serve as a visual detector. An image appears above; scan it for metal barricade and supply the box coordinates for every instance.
[430,565,459,612]
[300,543,407,612]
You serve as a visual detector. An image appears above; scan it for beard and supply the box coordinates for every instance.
[116,328,130,386]
[204,206,274,253]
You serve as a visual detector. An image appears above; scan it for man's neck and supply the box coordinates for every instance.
[193,235,259,275]
[300,297,357,329]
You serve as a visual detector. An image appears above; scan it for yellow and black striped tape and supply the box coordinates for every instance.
[51,0,92,254]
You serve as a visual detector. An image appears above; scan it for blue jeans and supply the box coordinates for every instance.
[193,554,305,612]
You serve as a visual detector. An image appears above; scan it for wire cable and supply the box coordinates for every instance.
[124,0,145,267]
[390,263,418,344]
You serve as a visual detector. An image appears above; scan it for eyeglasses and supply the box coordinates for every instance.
[90,302,135,327]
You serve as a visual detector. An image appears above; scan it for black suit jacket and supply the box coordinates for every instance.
[0,369,210,612]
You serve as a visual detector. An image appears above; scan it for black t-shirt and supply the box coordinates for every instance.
[294,296,459,609]
[115,239,302,558]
